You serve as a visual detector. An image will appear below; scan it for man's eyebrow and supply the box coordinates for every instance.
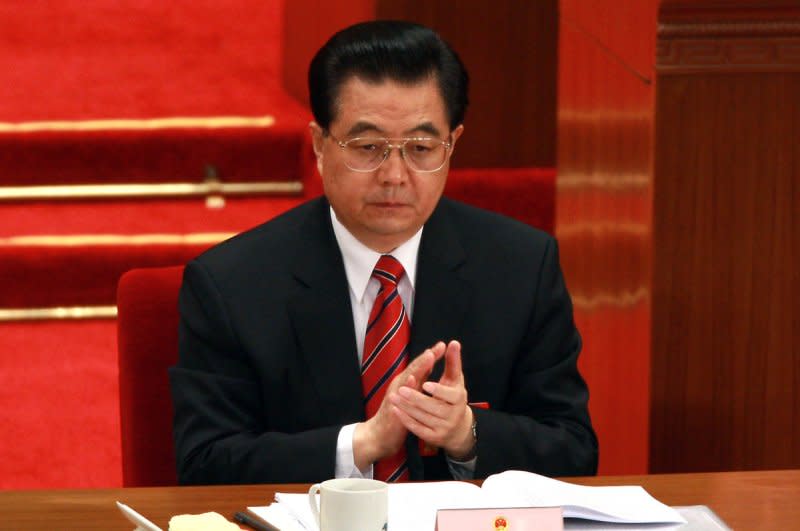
[343,121,445,138]
[345,121,383,137]
[405,122,443,137]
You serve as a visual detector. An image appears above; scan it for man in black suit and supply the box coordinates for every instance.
[170,20,597,484]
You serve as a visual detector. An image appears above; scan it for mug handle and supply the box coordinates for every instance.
[308,483,322,527]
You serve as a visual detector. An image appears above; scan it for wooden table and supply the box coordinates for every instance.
[0,470,797,530]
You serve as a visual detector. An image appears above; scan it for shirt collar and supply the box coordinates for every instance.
[329,207,422,303]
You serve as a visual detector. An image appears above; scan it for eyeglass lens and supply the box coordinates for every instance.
[343,138,447,172]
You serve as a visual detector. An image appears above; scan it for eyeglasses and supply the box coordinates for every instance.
[328,132,452,173]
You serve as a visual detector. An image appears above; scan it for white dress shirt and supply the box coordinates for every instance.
[329,208,475,480]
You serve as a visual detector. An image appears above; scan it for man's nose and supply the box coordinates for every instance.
[377,146,409,183]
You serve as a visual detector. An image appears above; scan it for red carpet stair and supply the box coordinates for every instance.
[0,0,311,489]
[0,1,556,489]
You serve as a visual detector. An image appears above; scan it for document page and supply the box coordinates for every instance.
[387,481,487,529]
[258,472,687,530]
[248,503,308,531]
[565,506,730,530]
[269,481,484,531]
[481,471,686,524]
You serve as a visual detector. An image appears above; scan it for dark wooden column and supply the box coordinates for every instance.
[282,0,558,168]
[559,0,799,474]
[376,0,558,168]
[650,1,800,472]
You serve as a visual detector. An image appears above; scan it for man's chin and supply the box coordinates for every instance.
[339,214,421,251]
[365,220,415,237]
[362,207,416,228]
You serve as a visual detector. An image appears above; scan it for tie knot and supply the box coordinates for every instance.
[372,255,405,287]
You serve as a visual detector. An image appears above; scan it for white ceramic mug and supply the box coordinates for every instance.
[308,478,389,531]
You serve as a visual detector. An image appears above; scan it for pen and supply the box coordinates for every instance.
[233,511,280,531]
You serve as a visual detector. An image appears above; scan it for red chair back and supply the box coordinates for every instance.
[445,167,556,234]
[117,265,184,487]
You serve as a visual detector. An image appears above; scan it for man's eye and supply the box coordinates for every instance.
[350,141,382,152]
[409,142,433,153]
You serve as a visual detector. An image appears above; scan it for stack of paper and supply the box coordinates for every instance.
[248,471,689,531]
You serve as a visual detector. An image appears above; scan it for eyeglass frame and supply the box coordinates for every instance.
[325,131,453,173]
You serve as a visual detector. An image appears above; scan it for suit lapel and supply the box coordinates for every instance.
[287,200,365,423]
[409,200,471,382]
[285,199,472,440]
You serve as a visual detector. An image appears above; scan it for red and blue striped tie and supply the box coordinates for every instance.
[361,255,410,482]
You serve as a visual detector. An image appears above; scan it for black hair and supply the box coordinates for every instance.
[308,20,469,131]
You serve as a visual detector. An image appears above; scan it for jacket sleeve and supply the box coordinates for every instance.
[473,237,598,478]
[169,260,341,485]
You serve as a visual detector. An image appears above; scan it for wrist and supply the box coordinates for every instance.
[353,421,380,471]
[354,419,400,470]
[446,407,477,461]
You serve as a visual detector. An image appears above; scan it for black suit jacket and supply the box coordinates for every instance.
[170,196,597,484]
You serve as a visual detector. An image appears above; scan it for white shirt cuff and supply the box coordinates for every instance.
[335,423,373,479]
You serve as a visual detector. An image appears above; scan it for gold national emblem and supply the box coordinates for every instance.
[494,516,508,530]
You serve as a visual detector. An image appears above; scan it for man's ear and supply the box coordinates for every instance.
[309,122,325,175]
[449,124,465,153]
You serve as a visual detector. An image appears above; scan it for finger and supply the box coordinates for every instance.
[404,349,435,382]
[392,392,441,426]
[396,386,450,419]
[385,372,417,410]
[391,405,438,441]
[440,340,463,383]
[421,380,466,405]
[430,341,447,361]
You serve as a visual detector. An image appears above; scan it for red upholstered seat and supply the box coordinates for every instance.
[117,265,184,487]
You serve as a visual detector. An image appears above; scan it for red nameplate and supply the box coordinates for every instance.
[436,507,563,531]
[419,401,490,456]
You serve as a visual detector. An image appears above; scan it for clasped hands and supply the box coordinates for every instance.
[353,340,475,471]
